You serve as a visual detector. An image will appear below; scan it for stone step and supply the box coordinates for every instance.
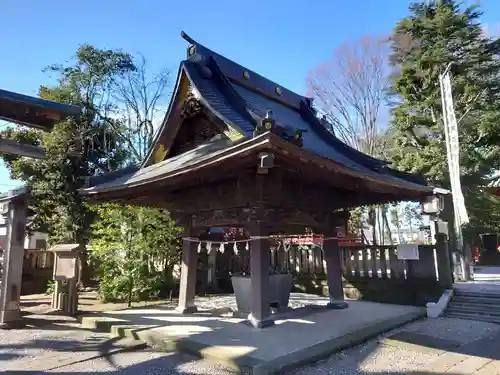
[447,305,500,318]
[445,311,500,325]
[453,290,500,299]
[451,295,500,306]
[448,302,500,316]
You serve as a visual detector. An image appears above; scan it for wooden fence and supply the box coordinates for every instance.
[219,243,437,281]
[204,241,442,305]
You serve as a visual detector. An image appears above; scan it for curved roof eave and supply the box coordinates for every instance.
[80,132,435,198]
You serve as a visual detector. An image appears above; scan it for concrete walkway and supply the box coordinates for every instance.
[384,329,500,374]
[474,266,500,281]
[427,332,500,374]
[454,280,500,294]
[79,294,424,374]
[291,317,500,375]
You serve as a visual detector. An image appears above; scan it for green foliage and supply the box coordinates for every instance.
[388,0,500,238]
[89,204,182,303]
[0,45,139,283]
[45,280,55,295]
[348,207,364,236]
[462,188,500,244]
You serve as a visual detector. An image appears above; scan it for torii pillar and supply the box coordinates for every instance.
[0,195,28,327]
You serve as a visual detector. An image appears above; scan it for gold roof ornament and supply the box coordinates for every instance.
[188,45,196,56]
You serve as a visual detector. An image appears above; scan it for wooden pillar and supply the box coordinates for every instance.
[0,198,28,327]
[207,243,217,286]
[247,221,274,328]
[177,221,198,314]
[323,234,348,309]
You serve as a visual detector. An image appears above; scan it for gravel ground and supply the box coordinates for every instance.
[191,292,330,311]
[46,348,245,374]
[8,293,500,374]
[0,324,246,374]
[3,315,499,374]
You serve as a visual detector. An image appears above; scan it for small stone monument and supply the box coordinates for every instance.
[49,244,81,315]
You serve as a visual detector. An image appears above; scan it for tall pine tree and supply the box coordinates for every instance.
[388,0,500,241]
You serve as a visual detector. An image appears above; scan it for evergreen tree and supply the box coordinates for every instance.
[1,45,135,282]
[388,0,500,240]
[90,204,182,303]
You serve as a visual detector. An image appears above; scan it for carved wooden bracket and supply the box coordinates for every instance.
[192,205,333,231]
[180,93,203,119]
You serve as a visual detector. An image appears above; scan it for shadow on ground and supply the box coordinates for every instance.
[9,292,499,374]
[2,314,497,374]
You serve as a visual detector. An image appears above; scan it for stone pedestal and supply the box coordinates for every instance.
[407,246,438,279]
[176,223,198,314]
[50,244,81,316]
[323,237,348,309]
[0,198,28,327]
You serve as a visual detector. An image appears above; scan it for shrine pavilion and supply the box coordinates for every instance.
[80,32,441,328]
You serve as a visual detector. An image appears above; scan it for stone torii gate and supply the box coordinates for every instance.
[0,88,80,327]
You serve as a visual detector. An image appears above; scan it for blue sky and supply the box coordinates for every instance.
[1,0,499,192]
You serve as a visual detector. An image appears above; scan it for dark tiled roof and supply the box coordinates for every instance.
[83,136,237,192]
[84,165,140,189]
[184,61,254,134]
[82,32,432,194]
[179,39,427,188]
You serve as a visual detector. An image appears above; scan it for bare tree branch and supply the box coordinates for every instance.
[306,35,391,245]
[306,35,390,156]
[112,55,171,163]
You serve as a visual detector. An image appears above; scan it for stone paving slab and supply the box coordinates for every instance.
[416,331,500,374]
[79,299,424,375]
[447,355,492,374]
[420,352,499,375]
[1,336,146,372]
[380,331,462,354]
[474,360,500,375]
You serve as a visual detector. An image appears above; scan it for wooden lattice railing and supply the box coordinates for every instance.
[220,243,437,281]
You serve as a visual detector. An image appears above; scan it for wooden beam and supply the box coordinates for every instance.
[0,138,45,159]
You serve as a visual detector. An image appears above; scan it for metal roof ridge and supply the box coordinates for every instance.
[181,31,311,111]
[178,34,401,176]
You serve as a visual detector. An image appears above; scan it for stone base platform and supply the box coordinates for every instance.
[79,295,424,375]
